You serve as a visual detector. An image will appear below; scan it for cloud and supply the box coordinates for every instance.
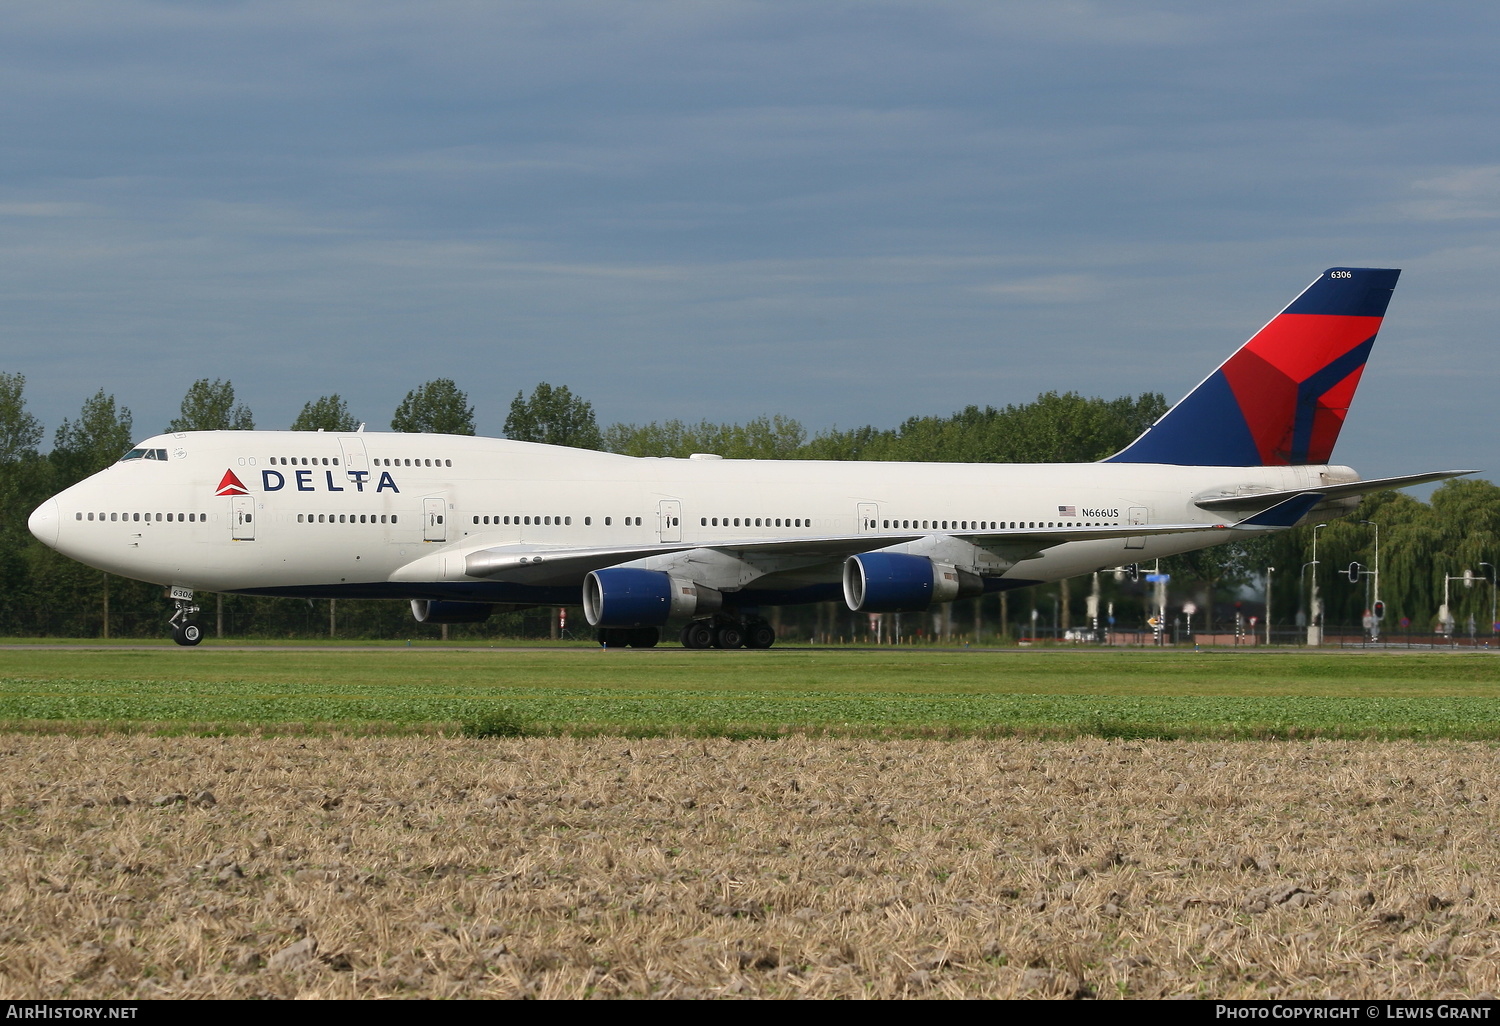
[973,274,1103,304]
[1404,166,1500,221]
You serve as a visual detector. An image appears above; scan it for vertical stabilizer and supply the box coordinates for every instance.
[1107,267,1400,466]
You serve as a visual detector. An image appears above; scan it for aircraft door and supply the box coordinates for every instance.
[423,497,447,542]
[337,435,369,483]
[857,502,879,532]
[1124,506,1148,550]
[659,500,682,542]
[232,496,255,541]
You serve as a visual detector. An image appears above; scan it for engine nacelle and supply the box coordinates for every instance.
[583,568,723,627]
[409,599,494,624]
[843,552,983,613]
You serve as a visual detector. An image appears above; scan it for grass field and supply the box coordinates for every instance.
[2,645,1498,739]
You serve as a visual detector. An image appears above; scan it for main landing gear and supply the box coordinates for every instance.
[679,616,775,650]
[169,597,204,647]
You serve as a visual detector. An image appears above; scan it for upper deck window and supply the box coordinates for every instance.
[119,448,168,462]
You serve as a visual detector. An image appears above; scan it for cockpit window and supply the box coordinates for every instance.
[119,448,168,462]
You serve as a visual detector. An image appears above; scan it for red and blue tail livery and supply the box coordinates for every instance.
[1108,267,1400,467]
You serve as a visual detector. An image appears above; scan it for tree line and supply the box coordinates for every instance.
[1,370,1493,640]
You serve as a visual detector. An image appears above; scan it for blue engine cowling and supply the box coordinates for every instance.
[583,568,722,627]
[410,599,494,624]
[843,552,983,612]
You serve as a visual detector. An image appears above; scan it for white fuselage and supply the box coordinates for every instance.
[30,429,1347,604]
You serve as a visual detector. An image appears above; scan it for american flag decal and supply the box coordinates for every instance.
[1057,505,1076,516]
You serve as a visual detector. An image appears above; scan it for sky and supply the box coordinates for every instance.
[3,1,1498,484]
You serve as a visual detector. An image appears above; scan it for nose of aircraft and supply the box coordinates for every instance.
[28,498,60,548]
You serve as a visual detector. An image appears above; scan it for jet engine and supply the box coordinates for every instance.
[409,599,494,624]
[582,568,723,627]
[842,552,983,613]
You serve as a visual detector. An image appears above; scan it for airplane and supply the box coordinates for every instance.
[27,267,1469,648]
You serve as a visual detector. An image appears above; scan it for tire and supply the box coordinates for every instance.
[596,628,625,647]
[628,627,660,648]
[173,621,203,647]
[713,624,744,649]
[745,622,776,649]
[680,622,714,649]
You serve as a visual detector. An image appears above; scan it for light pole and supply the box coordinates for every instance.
[1265,567,1275,646]
[1480,562,1497,641]
[1308,523,1327,645]
[1359,520,1381,641]
[1440,571,1474,642]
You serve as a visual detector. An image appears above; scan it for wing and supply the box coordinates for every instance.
[390,518,1252,588]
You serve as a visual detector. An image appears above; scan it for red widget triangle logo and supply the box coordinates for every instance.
[215,469,249,496]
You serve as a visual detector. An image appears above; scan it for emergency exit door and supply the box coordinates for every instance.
[659,500,682,542]
[232,497,255,541]
[423,497,447,542]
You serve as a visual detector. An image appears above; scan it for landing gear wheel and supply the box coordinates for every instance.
[628,627,660,648]
[713,624,745,649]
[680,622,715,649]
[745,622,776,649]
[168,597,203,646]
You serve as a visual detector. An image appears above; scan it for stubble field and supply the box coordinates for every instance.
[2,646,1499,999]
[4,733,1500,999]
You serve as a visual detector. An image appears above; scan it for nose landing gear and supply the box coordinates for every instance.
[169,597,204,647]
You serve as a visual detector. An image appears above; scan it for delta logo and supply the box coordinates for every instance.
[216,468,401,496]
[215,470,250,496]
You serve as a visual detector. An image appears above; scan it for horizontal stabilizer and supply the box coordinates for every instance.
[1231,493,1324,529]
[1194,469,1474,513]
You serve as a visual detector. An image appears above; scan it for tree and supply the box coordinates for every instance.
[168,378,254,431]
[391,379,474,435]
[603,415,807,459]
[291,394,358,432]
[503,383,602,450]
[0,373,49,635]
[0,372,43,465]
[51,389,134,487]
